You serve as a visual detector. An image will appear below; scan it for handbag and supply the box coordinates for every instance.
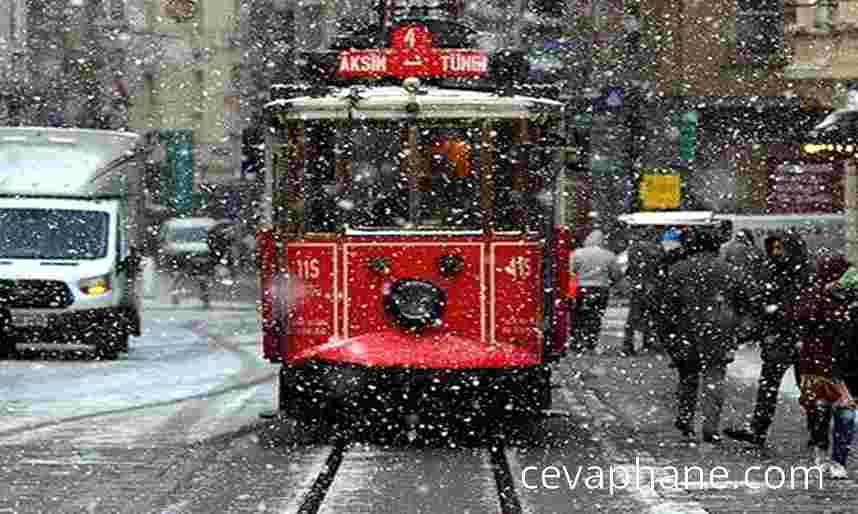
[801,375,855,407]
[831,381,855,408]
[567,273,579,299]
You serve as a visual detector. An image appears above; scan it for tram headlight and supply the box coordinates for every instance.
[384,279,446,332]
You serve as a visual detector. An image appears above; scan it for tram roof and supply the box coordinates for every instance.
[266,85,564,120]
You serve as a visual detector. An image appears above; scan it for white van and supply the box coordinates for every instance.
[0,127,148,359]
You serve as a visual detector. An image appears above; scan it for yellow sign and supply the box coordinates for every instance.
[640,174,681,209]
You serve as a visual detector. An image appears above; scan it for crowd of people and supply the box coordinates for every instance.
[569,222,858,479]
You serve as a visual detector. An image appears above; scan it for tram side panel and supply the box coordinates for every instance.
[549,225,574,359]
[490,242,544,360]
[284,243,338,359]
[257,228,282,362]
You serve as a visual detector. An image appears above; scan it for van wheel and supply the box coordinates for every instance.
[96,332,126,360]
[115,332,129,353]
[0,338,16,360]
[0,311,15,359]
[96,346,119,360]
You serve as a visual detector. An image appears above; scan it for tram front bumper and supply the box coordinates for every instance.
[280,360,550,418]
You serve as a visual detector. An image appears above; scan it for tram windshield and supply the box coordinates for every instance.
[271,117,562,234]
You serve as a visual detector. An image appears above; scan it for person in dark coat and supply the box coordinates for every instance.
[622,225,666,355]
[719,228,768,341]
[834,264,858,396]
[792,254,855,479]
[724,229,812,447]
[661,226,754,443]
[720,228,766,277]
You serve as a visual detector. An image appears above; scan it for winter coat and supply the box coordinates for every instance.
[760,230,812,312]
[624,235,666,313]
[754,230,813,355]
[661,233,758,365]
[792,255,851,377]
[571,230,621,289]
[625,237,666,288]
[720,230,767,280]
[832,266,858,382]
[792,255,852,409]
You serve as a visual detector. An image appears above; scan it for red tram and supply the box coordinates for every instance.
[256,15,573,427]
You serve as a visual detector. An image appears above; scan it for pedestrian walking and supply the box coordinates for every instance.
[719,228,768,344]
[720,228,766,276]
[724,229,812,447]
[792,254,855,479]
[622,225,666,355]
[570,229,622,351]
[661,226,754,443]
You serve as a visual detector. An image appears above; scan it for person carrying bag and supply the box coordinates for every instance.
[792,255,856,479]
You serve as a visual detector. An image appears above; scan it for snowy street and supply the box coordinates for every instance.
[1,299,855,513]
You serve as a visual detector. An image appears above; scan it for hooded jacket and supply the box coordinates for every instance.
[571,230,621,288]
[661,230,757,364]
[761,230,812,311]
[720,229,766,279]
[792,254,851,379]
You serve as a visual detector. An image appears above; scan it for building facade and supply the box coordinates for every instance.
[125,0,243,216]
[632,0,841,217]
[781,0,858,260]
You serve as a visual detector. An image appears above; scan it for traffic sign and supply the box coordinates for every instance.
[336,23,489,79]
[639,173,681,209]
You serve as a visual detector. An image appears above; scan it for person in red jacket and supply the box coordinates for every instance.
[791,254,855,479]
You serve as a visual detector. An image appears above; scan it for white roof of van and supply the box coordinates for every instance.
[0,127,140,196]
[163,217,220,229]
[618,211,720,226]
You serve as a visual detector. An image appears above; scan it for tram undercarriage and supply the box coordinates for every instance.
[278,361,552,428]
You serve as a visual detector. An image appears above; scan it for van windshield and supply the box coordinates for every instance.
[0,208,110,260]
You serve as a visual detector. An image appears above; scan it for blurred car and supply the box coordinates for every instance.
[157,217,220,272]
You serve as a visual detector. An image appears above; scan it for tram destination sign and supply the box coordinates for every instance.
[337,23,489,79]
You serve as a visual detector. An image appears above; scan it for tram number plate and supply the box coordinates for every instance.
[11,312,49,328]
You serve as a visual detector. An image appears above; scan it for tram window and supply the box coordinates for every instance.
[493,123,525,231]
[305,122,341,232]
[416,127,482,229]
[492,120,561,233]
[347,122,408,228]
[271,142,297,229]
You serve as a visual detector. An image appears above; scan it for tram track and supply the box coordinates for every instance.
[283,429,525,514]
